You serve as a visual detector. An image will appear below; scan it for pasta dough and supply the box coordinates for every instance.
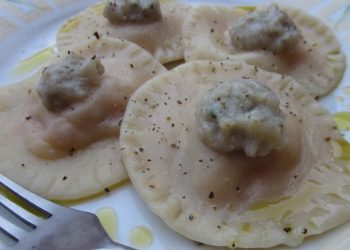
[0,37,166,200]
[120,60,349,248]
[183,5,346,98]
[57,0,192,64]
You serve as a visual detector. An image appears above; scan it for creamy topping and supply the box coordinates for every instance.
[196,79,286,157]
[103,0,161,23]
[36,55,104,112]
[229,4,300,53]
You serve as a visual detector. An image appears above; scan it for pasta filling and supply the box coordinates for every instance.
[229,4,300,53]
[103,0,162,23]
[196,79,287,157]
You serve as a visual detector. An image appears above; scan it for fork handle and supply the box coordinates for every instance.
[101,240,137,250]
[11,212,137,250]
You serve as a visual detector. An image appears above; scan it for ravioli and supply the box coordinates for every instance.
[183,5,346,98]
[120,60,350,248]
[0,37,166,200]
[56,0,192,64]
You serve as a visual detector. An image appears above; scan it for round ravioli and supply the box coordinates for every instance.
[183,5,346,98]
[56,0,192,64]
[120,60,350,248]
[0,37,166,200]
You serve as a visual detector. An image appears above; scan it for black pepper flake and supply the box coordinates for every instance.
[69,147,75,156]
[208,191,214,199]
[171,123,175,127]
[324,137,331,142]
[231,242,236,248]
[139,147,144,152]
[302,228,308,234]
[183,172,187,175]
[93,31,100,39]
[177,100,182,104]
[210,28,214,33]
[62,176,67,181]
[67,50,71,55]
[130,63,134,68]
[236,186,240,192]
[91,55,96,60]
[217,225,221,229]
[189,214,194,221]
[25,116,32,120]
[283,227,292,233]
[21,163,25,167]
[149,185,155,188]
[147,159,152,162]
[294,175,298,179]
[182,195,186,199]
[195,241,203,246]
[104,187,110,193]
[198,159,203,163]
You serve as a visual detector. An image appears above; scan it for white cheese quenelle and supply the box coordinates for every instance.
[120,60,350,248]
[183,4,346,98]
[0,37,166,200]
[57,0,192,64]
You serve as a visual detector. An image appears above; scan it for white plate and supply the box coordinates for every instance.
[0,0,350,249]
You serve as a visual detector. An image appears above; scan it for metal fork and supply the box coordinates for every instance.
[0,174,136,250]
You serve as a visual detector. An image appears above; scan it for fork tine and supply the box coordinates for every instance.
[0,174,56,215]
[0,216,27,242]
[0,194,39,228]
